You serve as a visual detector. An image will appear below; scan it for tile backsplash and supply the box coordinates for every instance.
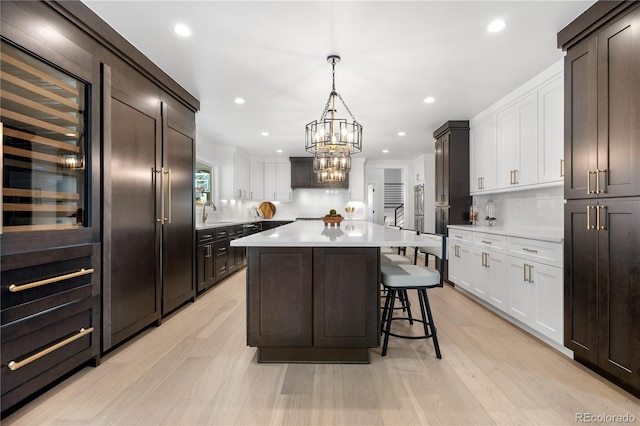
[472,185,563,230]
[195,188,366,226]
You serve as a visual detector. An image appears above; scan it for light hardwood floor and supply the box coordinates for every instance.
[4,263,639,425]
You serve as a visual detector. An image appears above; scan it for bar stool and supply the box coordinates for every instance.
[380,232,446,358]
[381,252,414,322]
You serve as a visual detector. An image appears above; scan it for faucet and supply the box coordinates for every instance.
[202,201,217,223]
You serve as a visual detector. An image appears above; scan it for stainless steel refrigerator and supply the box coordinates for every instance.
[414,183,424,232]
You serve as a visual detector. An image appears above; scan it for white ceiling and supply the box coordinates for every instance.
[82,1,594,161]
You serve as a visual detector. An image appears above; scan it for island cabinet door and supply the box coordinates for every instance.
[247,247,313,347]
[313,248,380,348]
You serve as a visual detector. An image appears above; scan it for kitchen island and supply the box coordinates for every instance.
[231,220,438,363]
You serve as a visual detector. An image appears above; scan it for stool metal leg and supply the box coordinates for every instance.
[417,289,430,338]
[421,289,441,359]
[382,289,396,356]
[380,287,393,335]
[401,290,413,324]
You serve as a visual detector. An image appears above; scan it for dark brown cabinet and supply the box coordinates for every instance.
[1,244,100,413]
[1,0,199,412]
[559,0,640,397]
[562,4,640,200]
[564,199,640,393]
[433,121,471,233]
[102,61,196,349]
[290,157,348,189]
[196,230,216,293]
[247,246,379,363]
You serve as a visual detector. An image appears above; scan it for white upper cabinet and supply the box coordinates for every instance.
[348,157,366,201]
[234,151,250,199]
[470,115,497,193]
[537,76,564,184]
[497,91,538,189]
[264,161,292,202]
[249,159,264,200]
[470,61,563,195]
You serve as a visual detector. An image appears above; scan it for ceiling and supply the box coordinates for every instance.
[82,1,594,161]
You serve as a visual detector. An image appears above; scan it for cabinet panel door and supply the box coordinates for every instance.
[497,105,517,189]
[106,79,161,349]
[247,248,313,347]
[564,201,598,363]
[249,161,264,200]
[290,158,312,188]
[470,116,497,193]
[564,37,598,200]
[447,241,465,288]
[538,76,564,183]
[486,252,508,311]
[162,104,195,315]
[516,92,539,186]
[597,9,640,198]
[508,258,534,324]
[597,199,640,388]
[264,163,277,201]
[531,262,563,344]
[276,162,292,201]
[196,244,207,292]
[471,249,490,301]
[313,248,379,348]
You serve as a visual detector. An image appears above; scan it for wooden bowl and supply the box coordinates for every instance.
[321,216,344,226]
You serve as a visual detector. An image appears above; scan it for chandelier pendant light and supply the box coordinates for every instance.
[305,54,363,158]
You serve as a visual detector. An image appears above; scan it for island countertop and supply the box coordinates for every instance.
[230,220,438,247]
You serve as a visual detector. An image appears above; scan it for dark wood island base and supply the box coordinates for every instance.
[247,246,380,363]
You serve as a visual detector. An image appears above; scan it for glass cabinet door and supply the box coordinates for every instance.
[1,40,88,232]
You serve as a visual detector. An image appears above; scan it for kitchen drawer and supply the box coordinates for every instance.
[215,257,228,281]
[507,236,562,268]
[1,295,99,411]
[1,245,94,314]
[227,225,244,237]
[214,241,228,258]
[472,232,506,252]
[214,227,229,241]
[448,229,472,244]
[197,229,215,244]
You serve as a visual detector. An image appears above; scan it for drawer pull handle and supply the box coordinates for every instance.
[8,327,94,371]
[454,235,463,239]
[481,240,492,245]
[521,248,538,253]
[9,268,94,293]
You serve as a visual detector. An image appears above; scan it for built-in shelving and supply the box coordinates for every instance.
[1,40,87,232]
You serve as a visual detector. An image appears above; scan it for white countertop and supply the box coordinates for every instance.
[448,224,563,243]
[230,220,442,248]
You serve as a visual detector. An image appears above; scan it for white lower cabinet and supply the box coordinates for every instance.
[509,257,563,344]
[448,230,472,291]
[448,239,472,291]
[471,232,507,309]
[448,226,563,345]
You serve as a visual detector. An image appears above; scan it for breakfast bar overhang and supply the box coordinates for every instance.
[231,220,437,363]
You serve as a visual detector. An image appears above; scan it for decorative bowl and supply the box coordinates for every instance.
[321,216,344,226]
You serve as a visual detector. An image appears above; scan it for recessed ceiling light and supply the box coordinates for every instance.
[261,132,269,136]
[276,149,283,153]
[234,97,245,104]
[488,19,506,33]
[398,132,406,136]
[173,24,191,37]
[382,149,389,154]
[424,97,435,104]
